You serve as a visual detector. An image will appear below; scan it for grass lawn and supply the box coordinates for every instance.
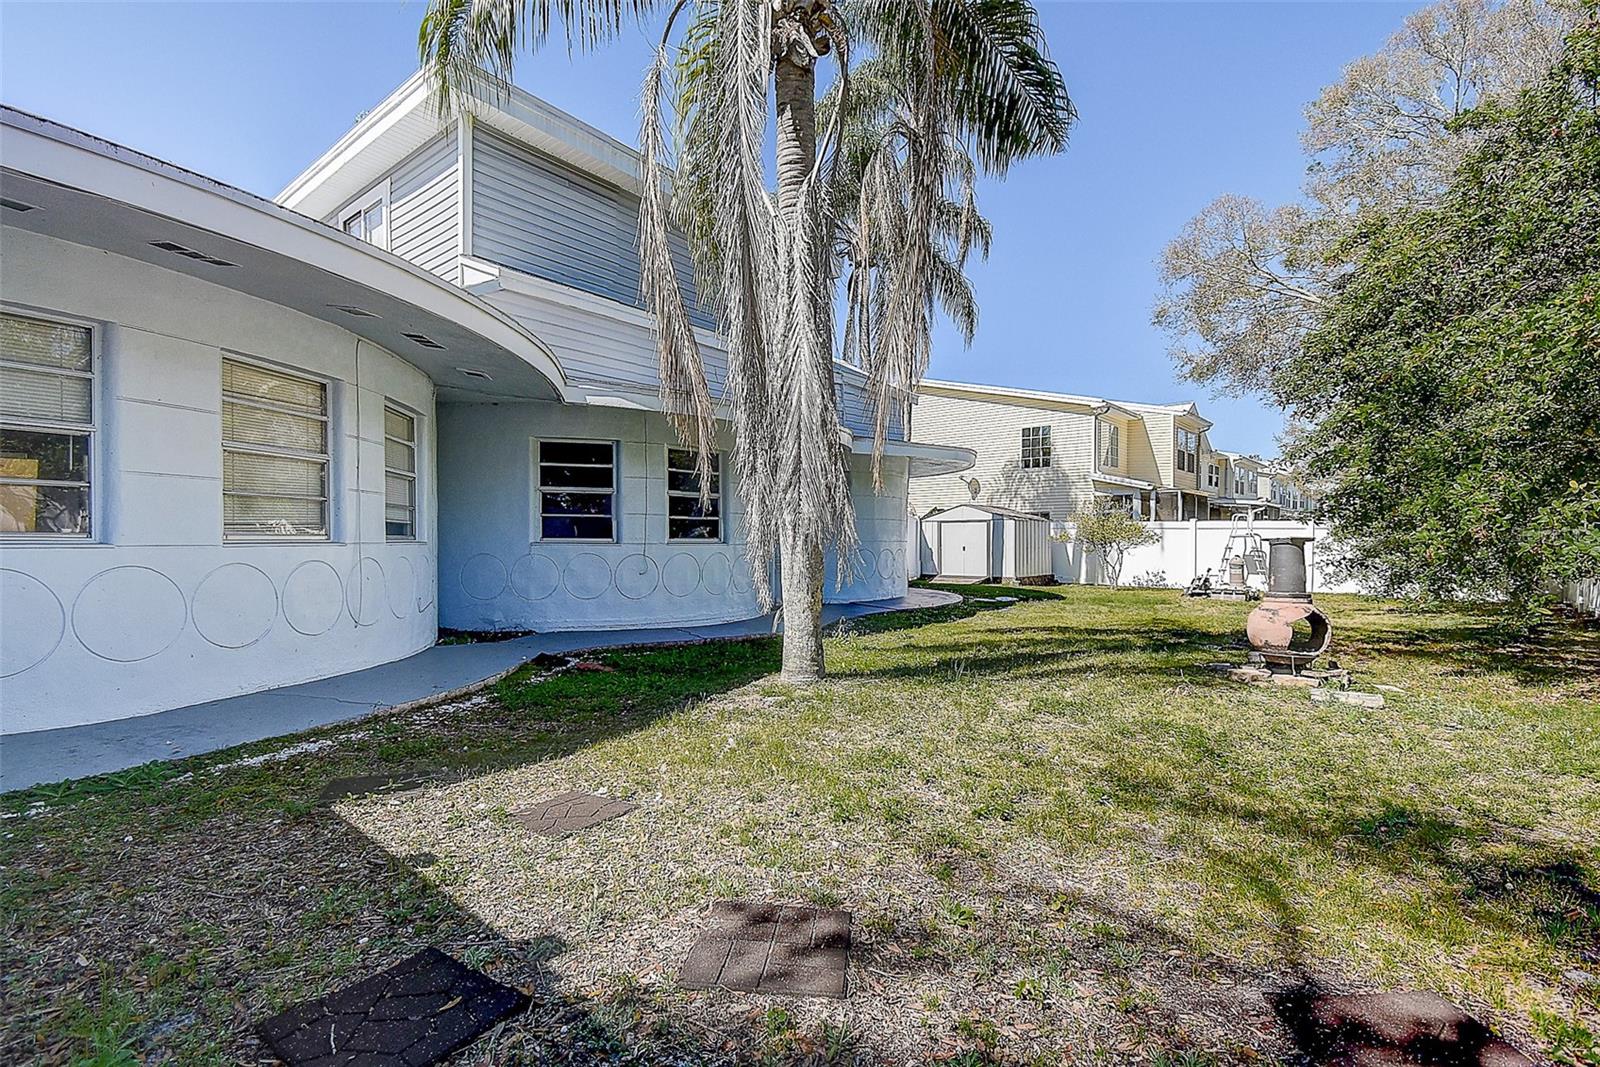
[2,586,1597,1065]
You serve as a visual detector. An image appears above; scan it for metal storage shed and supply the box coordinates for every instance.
[919,504,1053,583]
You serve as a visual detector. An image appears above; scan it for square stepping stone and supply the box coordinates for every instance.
[318,771,432,804]
[679,901,852,999]
[511,790,635,837]
[256,947,526,1066]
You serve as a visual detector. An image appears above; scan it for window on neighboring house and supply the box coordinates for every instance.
[666,447,721,541]
[221,358,329,539]
[1206,462,1221,490]
[1176,428,1199,474]
[384,405,418,540]
[1100,421,1120,469]
[1021,425,1052,469]
[341,196,386,249]
[1031,510,1052,520]
[538,440,615,540]
[0,311,94,536]
[1233,468,1257,498]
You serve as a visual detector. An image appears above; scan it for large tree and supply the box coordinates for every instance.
[420,0,1072,681]
[1154,0,1577,400]
[1278,14,1600,602]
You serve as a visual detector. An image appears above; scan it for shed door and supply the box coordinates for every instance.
[939,521,990,579]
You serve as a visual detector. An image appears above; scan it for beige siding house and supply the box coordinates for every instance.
[909,381,1278,522]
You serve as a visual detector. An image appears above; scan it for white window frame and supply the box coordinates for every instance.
[535,438,618,543]
[1021,425,1052,469]
[1206,462,1221,490]
[1176,428,1199,475]
[665,446,723,542]
[383,402,420,542]
[338,181,390,252]
[221,354,331,542]
[1099,420,1120,470]
[0,306,99,541]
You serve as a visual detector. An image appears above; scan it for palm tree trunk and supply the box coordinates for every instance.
[774,50,825,683]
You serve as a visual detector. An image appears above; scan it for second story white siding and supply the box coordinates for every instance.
[909,391,1098,518]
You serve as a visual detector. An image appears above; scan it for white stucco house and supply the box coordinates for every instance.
[0,74,972,736]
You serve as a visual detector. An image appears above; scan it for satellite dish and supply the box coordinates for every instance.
[966,477,982,500]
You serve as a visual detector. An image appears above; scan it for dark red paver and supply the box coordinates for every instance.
[255,947,526,1066]
[679,901,852,999]
[1272,987,1532,1066]
[511,790,636,837]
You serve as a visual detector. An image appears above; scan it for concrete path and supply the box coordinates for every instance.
[0,589,960,793]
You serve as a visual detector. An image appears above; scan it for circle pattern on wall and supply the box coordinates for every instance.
[283,560,345,636]
[614,553,660,600]
[510,553,560,601]
[662,552,701,598]
[347,557,386,626]
[192,563,277,649]
[563,553,612,600]
[72,566,187,662]
[701,552,732,596]
[730,559,753,595]
[387,556,416,619]
[461,553,508,601]
[1,569,65,677]
[879,548,898,581]
[857,548,878,580]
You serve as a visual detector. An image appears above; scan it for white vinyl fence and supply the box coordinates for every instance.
[907,512,1369,593]
[1048,518,1366,593]
[1560,578,1600,618]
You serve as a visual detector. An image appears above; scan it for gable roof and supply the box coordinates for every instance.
[923,503,1048,522]
[1109,398,1213,430]
[918,378,1138,419]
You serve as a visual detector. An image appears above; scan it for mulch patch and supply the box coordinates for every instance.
[255,947,526,1066]
[1270,986,1533,1066]
[510,790,636,837]
[679,901,852,999]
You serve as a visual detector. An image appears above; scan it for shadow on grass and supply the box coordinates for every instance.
[1323,611,1600,689]
[840,626,1244,685]
[1084,758,1600,967]
[0,794,861,1064]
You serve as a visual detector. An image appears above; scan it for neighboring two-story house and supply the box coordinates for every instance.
[908,380,1222,521]
[1204,450,1276,519]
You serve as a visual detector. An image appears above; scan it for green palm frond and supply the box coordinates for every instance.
[928,0,1074,173]
[420,0,669,107]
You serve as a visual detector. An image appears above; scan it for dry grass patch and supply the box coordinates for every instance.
[2,587,1596,1065]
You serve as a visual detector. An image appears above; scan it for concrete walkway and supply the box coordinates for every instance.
[0,589,960,793]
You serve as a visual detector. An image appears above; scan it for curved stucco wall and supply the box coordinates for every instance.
[1,230,437,733]
[825,455,912,603]
[436,402,909,632]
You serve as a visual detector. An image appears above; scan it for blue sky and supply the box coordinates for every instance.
[0,1,1418,455]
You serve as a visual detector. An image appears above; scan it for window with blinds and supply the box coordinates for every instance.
[0,312,94,536]
[666,448,721,541]
[384,405,417,540]
[221,358,328,539]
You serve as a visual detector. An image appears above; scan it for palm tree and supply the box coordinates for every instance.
[421,0,1074,681]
